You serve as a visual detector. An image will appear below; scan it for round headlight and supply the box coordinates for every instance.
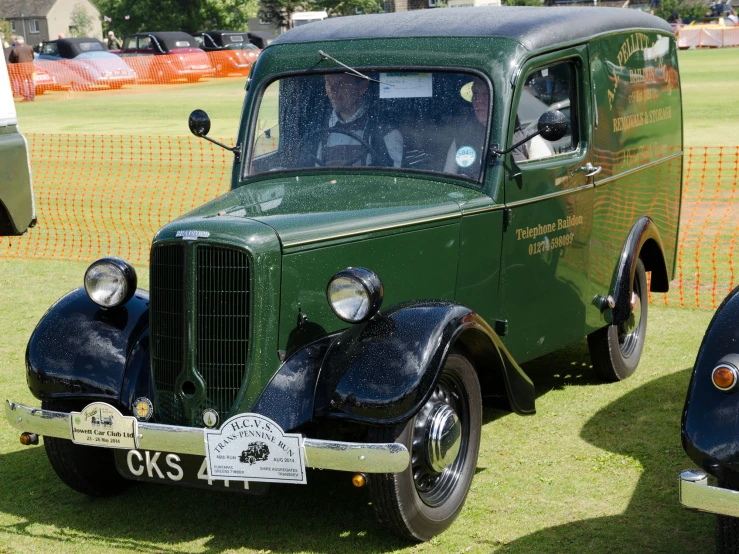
[327,267,383,324]
[84,257,137,308]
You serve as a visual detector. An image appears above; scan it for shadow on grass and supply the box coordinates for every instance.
[0,446,410,552]
[488,357,715,553]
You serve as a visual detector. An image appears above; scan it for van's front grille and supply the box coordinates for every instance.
[150,242,250,426]
[196,245,250,420]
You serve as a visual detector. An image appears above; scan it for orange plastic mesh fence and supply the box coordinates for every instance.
[1,136,737,310]
[6,51,255,96]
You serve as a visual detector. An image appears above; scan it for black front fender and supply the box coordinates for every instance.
[682,285,739,479]
[314,301,535,426]
[26,287,150,408]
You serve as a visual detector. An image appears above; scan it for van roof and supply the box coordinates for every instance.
[272,7,673,52]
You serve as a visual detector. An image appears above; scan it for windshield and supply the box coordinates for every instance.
[247,71,491,182]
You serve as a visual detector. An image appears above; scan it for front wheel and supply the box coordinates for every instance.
[587,258,648,381]
[42,399,130,497]
[367,351,482,541]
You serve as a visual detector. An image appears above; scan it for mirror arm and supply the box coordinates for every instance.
[490,130,542,158]
[201,136,242,162]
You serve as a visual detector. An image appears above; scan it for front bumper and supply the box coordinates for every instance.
[680,469,739,517]
[5,400,409,474]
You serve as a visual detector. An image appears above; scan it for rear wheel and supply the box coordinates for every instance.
[588,258,648,382]
[367,351,482,541]
[42,399,129,497]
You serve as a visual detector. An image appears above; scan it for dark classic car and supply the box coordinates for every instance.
[680,285,739,553]
[36,38,137,90]
[7,7,683,541]
[246,31,275,49]
[0,55,35,235]
[192,30,260,76]
[114,31,214,83]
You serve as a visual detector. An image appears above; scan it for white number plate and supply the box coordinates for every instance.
[204,413,307,484]
[69,402,138,449]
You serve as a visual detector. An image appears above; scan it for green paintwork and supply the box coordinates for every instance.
[152,27,682,417]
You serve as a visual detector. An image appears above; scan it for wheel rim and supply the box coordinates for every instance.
[411,370,469,507]
[618,276,643,358]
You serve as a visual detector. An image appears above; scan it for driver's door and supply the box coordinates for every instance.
[499,48,596,363]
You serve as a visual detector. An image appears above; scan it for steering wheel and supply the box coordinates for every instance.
[291,127,380,167]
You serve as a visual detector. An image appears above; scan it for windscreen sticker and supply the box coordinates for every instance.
[455,146,476,168]
[379,72,433,99]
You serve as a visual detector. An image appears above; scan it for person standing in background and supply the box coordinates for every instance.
[8,37,34,102]
[107,31,121,50]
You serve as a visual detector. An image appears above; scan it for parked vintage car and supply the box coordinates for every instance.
[114,31,214,83]
[0,54,35,235]
[6,7,683,541]
[246,31,275,49]
[36,38,137,90]
[193,30,260,77]
[680,285,739,553]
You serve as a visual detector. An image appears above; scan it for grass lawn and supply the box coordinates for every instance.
[0,259,717,553]
[13,49,739,145]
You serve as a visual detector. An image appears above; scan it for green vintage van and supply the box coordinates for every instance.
[6,7,682,540]
[0,55,35,235]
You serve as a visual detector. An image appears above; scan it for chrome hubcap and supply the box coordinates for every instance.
[425,404,462,473]
[619,279,643,358]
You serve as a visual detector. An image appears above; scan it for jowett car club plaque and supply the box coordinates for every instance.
[204,414,306,484]
[69,403,138,449]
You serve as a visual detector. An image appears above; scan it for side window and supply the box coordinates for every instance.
[41,42,59,56]
[515,61,578,162]
[138,36,153,50]
[123,37,136,50]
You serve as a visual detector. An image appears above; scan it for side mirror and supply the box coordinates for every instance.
[537,110,568,142]
[188,109,211,137]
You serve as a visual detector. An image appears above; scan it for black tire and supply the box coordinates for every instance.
[717,478,739,554]
[367,352,482,541]
[42,399,130,497]
[588,258,648,382]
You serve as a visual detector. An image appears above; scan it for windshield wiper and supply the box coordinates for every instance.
[317,50,390,85]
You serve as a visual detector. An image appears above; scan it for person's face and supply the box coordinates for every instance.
[471,83,489,126]
[325,74,369,119]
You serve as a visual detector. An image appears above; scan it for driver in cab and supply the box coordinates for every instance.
[317,73,403,168]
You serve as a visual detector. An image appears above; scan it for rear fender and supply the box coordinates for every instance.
[612,216,669,326]
[26,287,150,411]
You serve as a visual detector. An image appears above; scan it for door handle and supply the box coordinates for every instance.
[571,162,602,178]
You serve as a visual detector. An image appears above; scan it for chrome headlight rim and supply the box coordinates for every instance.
[84,257,137,308]
[326,267,384,324]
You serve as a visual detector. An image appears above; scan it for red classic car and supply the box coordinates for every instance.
[113,32,214,83]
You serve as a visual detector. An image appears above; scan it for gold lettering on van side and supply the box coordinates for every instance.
[515,215,584,240]
[613,106,672,133]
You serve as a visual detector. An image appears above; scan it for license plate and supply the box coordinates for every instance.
[115,449,269,495]
[70,402,137,449]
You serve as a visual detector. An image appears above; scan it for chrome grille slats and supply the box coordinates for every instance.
[150,242,250,426]
[196,245,250,419]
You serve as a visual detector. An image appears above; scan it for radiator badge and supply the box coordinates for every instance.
[176,230,210,241]
[134,397,153,421]
[204,413,307,484]
[202,408,219,428]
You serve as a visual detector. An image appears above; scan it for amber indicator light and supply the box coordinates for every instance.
[352,473,367,488]
[712,365,737,391]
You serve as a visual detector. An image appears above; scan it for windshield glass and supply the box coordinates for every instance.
[247,71,490,182]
